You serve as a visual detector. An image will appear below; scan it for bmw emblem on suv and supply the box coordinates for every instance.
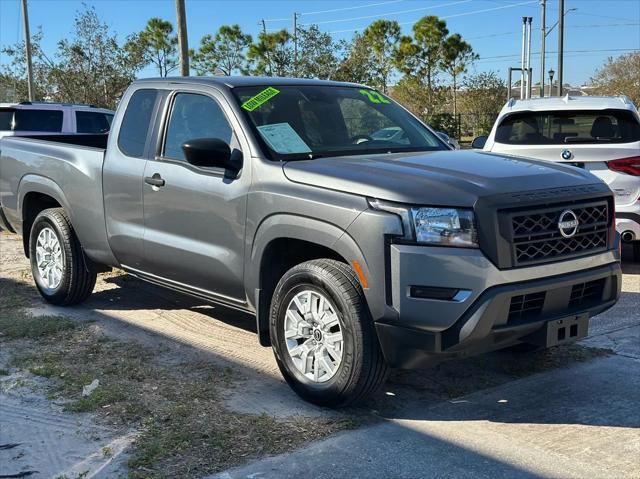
[561,149,572,160]
[558,209,579,238]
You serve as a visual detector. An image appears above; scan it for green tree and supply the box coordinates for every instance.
[590,52,640,106]
[134,18,178,77]
[362,20,401,92]
[192,25,252,76]
[296,25,342,79]
[396,16,449,98]
[51,6,144,108]
[458,71,506,137]
[332,33,376,85]
[0,29,55,101]
[442,34,477,116]
[247,29,293,77]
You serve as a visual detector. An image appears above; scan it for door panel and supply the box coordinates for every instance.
[103,88,159,267]
[141,91,249,301]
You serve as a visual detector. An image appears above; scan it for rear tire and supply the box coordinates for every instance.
[29,208,96,306]
[269,259,388,407]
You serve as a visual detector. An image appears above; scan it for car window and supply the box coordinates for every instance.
[495,109,640,145]
[8,109,64,132]
[76,111,113,134]
[0,109,14,130]
[118,89,158,158]
[163,93,233,160]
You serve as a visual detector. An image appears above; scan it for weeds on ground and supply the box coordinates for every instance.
[3,320,356,478]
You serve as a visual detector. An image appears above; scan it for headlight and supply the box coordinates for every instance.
[411,207,477,247]
[369,199,478,248]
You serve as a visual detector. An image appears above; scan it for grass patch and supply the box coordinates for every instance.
[8,324,355,478]
[0,368,9,376]
[0,310,75,339]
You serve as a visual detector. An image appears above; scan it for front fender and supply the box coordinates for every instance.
[246,214,369,299]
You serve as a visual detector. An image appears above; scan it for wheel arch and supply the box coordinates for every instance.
[249,214,370,346]
[19,176,71,257]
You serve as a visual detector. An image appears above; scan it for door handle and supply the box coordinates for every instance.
[144,174,165,187]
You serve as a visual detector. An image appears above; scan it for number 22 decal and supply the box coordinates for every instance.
[359,89,390,104]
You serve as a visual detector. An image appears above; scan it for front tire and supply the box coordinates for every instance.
[269,259,387,407]
[29,208,96,306]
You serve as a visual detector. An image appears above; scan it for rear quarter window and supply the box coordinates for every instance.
[76,111,114,134]
[495,109,640,145]
[117,89,158,157]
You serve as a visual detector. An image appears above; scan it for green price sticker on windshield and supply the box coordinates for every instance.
[360,89,390,105]
[242,87,280,111]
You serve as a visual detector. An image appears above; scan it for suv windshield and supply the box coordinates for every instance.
[232,85,446,160]
[495,109,640,145]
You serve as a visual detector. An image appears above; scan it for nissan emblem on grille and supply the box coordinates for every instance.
[561,149,572,160]
[558,209,579,238]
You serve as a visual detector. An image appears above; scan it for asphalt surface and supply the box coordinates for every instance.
[212,353,640,479]
[211,251,640,479]
[1,233,639,478]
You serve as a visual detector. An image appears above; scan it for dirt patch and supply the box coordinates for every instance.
[0,309,358,478]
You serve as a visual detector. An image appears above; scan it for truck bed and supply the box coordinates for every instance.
[0,135,116,265]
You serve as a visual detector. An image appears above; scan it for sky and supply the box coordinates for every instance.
[1,0,639,86]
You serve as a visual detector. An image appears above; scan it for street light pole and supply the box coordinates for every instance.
[20,0,35,101]
[175,0,189,76]
[557,0,564,96]
[540,0,546,97]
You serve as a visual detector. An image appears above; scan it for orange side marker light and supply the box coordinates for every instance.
[351,260,369,289]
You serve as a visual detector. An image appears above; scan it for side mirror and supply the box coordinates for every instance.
[471,135,488,149]
[182,138,241,173]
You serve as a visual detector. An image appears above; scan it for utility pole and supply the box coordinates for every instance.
[526,17,532,99]
[520,17,526,99]
[20,0,35,101]
[293,13,299,77]
[540,0,546,97]
[175,0,189,76]
[557,0,564,96]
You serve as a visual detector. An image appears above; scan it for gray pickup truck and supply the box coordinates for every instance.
[0,77,621,407]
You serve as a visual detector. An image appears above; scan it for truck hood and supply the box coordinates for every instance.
[282,150,600,207]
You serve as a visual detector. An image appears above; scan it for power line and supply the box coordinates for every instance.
[299,0,472,26]
[571,11,637,23]
[466,22,640,40]
[301,0,404,17]
[475,47,639,63]
[264,0,405,22]
[328,0,537,33]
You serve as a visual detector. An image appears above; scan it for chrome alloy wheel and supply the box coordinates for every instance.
[35,227,63,289]
[284,290,344,383]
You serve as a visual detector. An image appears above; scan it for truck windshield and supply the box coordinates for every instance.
[495,109,640,145]
[232,85,446,160]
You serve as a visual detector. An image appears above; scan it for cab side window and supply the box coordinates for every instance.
[118,89,158,157]
[163,93,233,161]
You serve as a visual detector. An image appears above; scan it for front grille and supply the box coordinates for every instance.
[508,291,546,322]
[569,279,605,308]
[508,201,609,266]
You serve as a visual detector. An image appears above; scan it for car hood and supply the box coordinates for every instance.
[282,150,601,207]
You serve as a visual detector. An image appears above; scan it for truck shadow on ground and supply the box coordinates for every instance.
[3,265,638,430]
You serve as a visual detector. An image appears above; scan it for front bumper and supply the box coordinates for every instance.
[375,245,621,368]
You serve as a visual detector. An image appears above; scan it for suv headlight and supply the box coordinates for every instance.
[369,199,478,248]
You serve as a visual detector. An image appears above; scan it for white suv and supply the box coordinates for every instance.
[474,95,640,260]
[0,101,114,139]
